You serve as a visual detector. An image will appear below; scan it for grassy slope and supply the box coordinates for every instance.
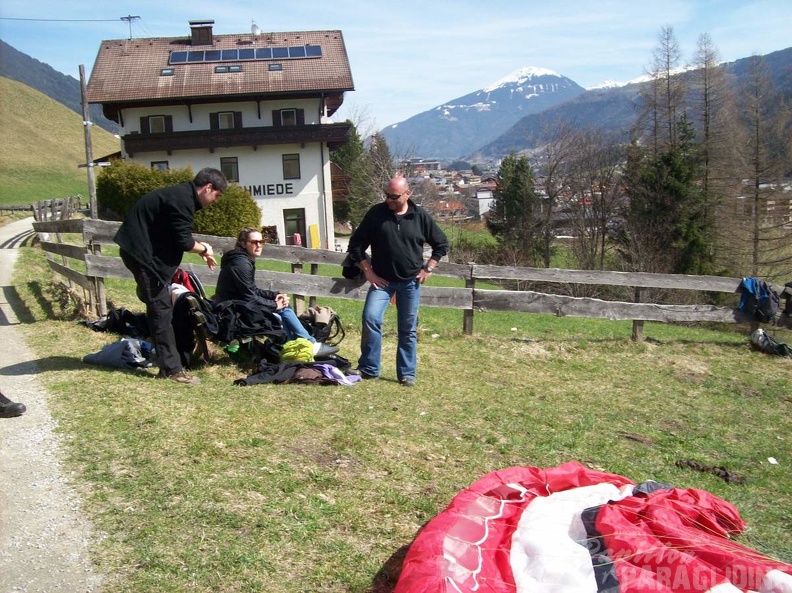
[0,76,120,205]
[10,244,792,592]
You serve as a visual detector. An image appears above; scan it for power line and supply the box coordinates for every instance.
[0,17,122,22]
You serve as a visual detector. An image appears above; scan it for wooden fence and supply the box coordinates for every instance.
[30,217,789,339]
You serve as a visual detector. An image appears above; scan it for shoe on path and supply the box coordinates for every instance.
[0,392,26,418]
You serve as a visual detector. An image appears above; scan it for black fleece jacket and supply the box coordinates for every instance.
[114,182,202,284]
[347,200,449,282]
[214,247,279,310]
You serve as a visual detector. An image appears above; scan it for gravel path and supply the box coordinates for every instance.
[0,217,103,593]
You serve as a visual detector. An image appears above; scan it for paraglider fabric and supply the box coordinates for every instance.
[394,461,792,593]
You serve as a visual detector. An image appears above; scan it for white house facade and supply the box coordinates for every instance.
[87,20,353,248]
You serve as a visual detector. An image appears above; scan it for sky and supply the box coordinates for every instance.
[1,0,790,132]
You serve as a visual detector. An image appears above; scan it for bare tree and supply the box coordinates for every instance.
[637,26,687,153]
[733,55,792,279]
[565,129,625,271]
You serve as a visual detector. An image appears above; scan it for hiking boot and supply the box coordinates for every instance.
[354,369,378,380]
[312,342,339,358]
[399,377,416,387]
[0,392,26,418]
[161,370,201,385]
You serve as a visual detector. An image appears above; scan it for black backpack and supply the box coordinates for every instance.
[299,306,345,346]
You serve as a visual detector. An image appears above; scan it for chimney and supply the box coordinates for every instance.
[189,19,215,45]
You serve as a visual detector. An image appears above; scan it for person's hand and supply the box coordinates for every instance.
[203,253,217,271]
[364,268,389,289]
[275,293,289,310]
[417,268,432,284]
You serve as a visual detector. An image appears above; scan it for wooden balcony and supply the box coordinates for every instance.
[123,122,352,156]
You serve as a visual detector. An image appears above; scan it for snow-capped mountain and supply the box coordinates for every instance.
[379,66,585,159]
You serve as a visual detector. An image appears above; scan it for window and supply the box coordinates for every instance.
[280,109,297,126]
[160,68,174,76]
[220,157,239,183]
[140,115,173,134]
[284,208,306,246]
[151,161,169,170]
[149,115,166,134]
[210,111,242,130]
[282,154,301,180]
[272,109,304,127]
[218,112,235,129]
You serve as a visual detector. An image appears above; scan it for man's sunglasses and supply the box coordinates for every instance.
[384,192,405,200]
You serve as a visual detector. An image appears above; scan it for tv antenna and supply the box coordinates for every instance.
[120,15,140,39]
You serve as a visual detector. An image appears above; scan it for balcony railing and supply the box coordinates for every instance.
[123,122,351,156]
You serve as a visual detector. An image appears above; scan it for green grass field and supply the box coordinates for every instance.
[10,243,792,592]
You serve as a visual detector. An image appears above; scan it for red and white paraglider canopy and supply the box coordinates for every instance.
[395,462,792,593]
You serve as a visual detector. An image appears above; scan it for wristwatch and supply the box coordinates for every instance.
[200,243,208,255]
[423,263,435,273]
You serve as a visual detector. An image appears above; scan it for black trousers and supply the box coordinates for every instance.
[120,250,181,376]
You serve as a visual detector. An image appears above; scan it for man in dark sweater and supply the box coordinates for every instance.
[346,176,449,386]
[115,167,227,384]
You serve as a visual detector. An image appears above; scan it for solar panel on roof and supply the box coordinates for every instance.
[169,44,322,65]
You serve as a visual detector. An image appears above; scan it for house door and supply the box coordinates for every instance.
[284,208,307,246]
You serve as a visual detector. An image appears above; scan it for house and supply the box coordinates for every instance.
[86,19,354,249]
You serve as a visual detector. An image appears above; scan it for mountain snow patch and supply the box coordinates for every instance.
[484,66,561,92]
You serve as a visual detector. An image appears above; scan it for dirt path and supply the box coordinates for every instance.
[0,217,103,593]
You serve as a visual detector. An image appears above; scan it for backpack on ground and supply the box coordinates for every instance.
[738,277,780,323]
[750,328,792,357]
[299,306,345,346]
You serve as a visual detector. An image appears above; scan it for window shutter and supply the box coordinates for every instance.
[234,111,243,128]
[272,110,281,127]
[296,109,305,126]
[164,115,174,133]
[209,112,219,130]
[140,116,150,134]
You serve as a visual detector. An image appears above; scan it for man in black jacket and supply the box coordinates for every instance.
[115,167,227,385]
[346,176,449,386]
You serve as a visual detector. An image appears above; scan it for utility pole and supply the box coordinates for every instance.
[79,64,97,219]
[120,15,140,39]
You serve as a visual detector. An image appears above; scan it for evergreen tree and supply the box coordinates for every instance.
[622,118,713,274]
[486,153,543,265]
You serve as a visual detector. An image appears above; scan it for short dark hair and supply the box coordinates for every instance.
[194,168,228,193]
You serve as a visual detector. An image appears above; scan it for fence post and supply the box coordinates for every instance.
[292,262,305,316]
[309,263,319,308]
[463,264,475,335]
[631,287,644,341]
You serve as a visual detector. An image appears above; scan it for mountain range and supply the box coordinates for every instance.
[379,67,585,159]
[381,46,792,162]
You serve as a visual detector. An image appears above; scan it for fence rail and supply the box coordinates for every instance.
[31,217,789,339]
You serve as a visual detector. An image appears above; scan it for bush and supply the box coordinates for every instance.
[96,160,193,220]
[96,160,262,238]
[194,184,262,237]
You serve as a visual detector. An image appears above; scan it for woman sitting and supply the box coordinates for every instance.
[214,228,337,357]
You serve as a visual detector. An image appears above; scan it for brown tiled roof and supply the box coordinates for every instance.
[87,29,354,104]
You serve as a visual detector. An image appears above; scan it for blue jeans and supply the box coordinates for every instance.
[358,278,421,380]
[274,307,315,343]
